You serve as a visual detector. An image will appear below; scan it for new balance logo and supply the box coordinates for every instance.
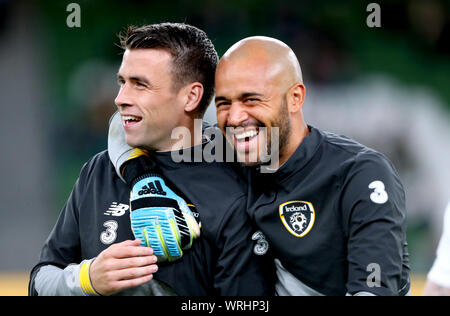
[138,180,167,196]
[104,202,129,216]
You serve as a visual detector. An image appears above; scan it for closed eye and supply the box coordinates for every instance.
[215,96,231,108]
[241,92,264,104]
[216,101,231,108]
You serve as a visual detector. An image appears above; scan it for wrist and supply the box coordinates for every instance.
[79,259,101,296]
[122,150,160,187]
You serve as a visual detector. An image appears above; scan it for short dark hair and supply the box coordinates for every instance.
[119,23,218,116]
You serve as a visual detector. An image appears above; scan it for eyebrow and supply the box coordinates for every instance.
[215,92,264,102]
[117,73,151,86]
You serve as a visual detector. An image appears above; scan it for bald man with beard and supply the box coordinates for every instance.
[108,36,411,296]
[214,36,410,296]
[215,37,307,168]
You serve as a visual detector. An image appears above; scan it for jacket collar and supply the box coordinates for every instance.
[250,125,324,185]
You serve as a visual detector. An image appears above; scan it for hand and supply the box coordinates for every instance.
[123,150,201,262]
[89,239,158,296]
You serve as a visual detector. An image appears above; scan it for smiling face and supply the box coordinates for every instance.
[115,48,186,150]
[215,37,307,167]
[215,57,292,166]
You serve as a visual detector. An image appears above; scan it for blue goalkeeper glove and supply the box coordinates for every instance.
[122,149,200,262]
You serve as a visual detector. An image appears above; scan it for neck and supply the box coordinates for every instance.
[156,118,204,152]
[277,120,310,167]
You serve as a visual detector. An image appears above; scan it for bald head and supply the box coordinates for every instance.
[220,36,303,88]
[215,36,309,168]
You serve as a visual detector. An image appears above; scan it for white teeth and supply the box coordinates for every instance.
[235,130,259,141]
[122,115,141,122]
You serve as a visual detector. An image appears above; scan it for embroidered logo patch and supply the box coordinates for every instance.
[279,201,315,237]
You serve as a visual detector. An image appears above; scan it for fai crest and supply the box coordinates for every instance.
[279,201,315,237]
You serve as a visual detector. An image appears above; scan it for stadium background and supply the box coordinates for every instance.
[0,0,448,296]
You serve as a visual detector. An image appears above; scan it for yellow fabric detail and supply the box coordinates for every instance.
[79,261,99,296]
[126,148,149,161]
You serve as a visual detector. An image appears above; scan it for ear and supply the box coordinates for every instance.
[183,82,204,113]
[287,83,306,114]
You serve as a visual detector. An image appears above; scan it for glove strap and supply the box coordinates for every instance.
[131,196,178,211]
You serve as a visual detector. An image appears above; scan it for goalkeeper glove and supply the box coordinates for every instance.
[122,149,200,262]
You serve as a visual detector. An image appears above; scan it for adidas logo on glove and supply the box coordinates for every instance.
[138,180,167,196]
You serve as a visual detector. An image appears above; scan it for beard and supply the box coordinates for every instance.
[256,94,291,165]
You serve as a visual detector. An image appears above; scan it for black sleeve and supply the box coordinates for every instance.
[214,195,275,296]
[340,152,410,296]
[28,161,89,295]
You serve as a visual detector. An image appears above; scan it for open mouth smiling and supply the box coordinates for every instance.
[122,115,142,127]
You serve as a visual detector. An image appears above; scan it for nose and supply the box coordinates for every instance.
[227,102,249,127]
[114,84,133,109]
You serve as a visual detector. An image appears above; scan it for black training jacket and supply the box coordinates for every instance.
[246,126,410,296]
[29,148,274,296]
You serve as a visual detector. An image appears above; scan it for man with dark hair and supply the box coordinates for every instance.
[29,23,273,296]
[119,23,217,117]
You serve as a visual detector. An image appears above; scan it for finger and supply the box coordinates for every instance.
[110,274,154,292]
[103,239,143,256]
[111,255,158,270]
[115,264,158,281]
[117,239,143,247]
[110,244,154,259]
